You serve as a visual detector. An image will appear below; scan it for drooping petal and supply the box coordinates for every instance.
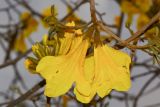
[74,57,96,103]
[94,44,131,97]
[70,40,92,97]
[96,82,112,98]
[84,57,95,83]
[36,39,90,97]
[74,85,96,103]
[44,65,76,97]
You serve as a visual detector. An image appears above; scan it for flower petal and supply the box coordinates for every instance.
[94,45,131,92]
[37,56,76,97]
[36,39,89,97]
[74,86,96,103]
[74,56,96,103]
[58,34,73,55]
[97,82,112,98]
[44,69,75,97]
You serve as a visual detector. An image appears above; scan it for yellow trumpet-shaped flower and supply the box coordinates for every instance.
[36,39,92,101]
[25,16,131,103]
[74,44,131,102]
[94,44,131,97]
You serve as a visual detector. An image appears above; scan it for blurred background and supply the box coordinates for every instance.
[0,0,160,107]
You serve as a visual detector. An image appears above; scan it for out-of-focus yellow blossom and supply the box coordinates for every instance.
[42,7,52,17]
[14,12,38,53]
[41,7,52,27]
[20,12,38,37]
[121,1,139,25]
[121,0,152,14]
[134,0,152,12]
[137,14,150,29]
[137,14,158,39]
[14,33,27,53]
[121,0,152,25]
[121,1,139,14]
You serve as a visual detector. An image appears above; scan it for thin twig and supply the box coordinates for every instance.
[133,74,158,107]
[0,49,31,69]
[125,11,160,43]
[7,80,45,107]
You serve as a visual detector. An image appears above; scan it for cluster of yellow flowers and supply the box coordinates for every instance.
[25,21,131,103]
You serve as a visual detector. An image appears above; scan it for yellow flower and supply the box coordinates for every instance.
[36,39,92,101]
[137,14,158,40]
[121,0,152,14]
[14,12,38,53]
[137,14,150,29]
[121,0,152,25]
[14,33,27,53]
[121,1,139,14]
[121,1,139,25]
[42,7,52,17]
[94,44,131,97]
[25,19,131,103]
[20,12,38,37]
[74,44,131,102]
[134,0,152,12]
